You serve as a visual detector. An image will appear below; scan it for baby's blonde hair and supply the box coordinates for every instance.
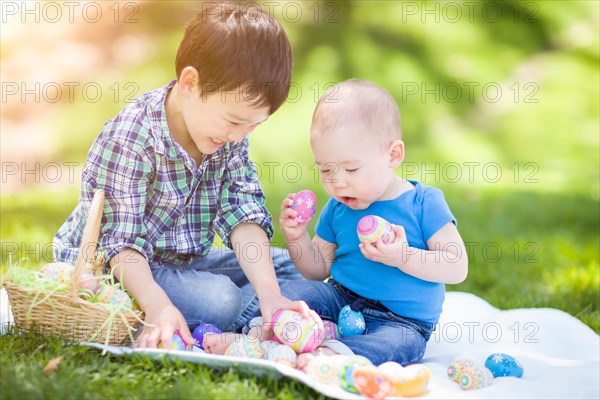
[311,79,402,146]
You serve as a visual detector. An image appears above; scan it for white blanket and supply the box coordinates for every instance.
[2,290,599,399]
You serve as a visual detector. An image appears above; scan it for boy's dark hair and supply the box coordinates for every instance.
[175,2,293,114]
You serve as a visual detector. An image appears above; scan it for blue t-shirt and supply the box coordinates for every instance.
[315,180,456,323]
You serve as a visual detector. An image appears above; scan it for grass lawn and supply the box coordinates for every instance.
[1,183,598,398]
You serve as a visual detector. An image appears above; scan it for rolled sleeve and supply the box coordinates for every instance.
[214,140,273,249]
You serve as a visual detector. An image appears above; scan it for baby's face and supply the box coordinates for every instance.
[311,127,397,210]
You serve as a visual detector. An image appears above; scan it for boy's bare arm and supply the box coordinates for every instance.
[360,222,468,284]
[229,223,282,299]
[229,223,317,334]
[109,249,194,348]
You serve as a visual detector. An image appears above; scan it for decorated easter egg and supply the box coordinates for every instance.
[306,355,348,385]
[78,271,100,294]
[40,262,100,294]
[339,356,373,393]
[271,310,323,353]
[448,359,494,390]
[357,215,395,244]
[353,366,393,400]
[378,361,405,377]
[264,342,297,368]
[259,340,279,353]
[379,362,431,398]
[224,337,265,359]
[40,262,77,287]
[338,304,366,337]
[485,353,524,378]
[94,285,133,309]
[158,332,193,351]
[447,359,474,382]
[290,190,317,224]
[192,323,222,350]
[321,320,341,341]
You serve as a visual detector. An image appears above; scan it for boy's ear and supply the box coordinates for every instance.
[388,139,405,168]
[179,66,200,95]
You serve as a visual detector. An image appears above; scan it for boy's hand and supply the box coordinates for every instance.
[279,193,309,242]
[134,302,194,349]
[258,291,324,341]
[359,224,412,268]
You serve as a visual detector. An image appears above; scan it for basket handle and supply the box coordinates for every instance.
[70,189,105,297]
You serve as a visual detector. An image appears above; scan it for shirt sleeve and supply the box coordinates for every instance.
[83,137,155,263]
[214,139,273,249]
[420,186,457,242]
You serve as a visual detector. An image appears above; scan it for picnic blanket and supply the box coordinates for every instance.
[2,290,599,398]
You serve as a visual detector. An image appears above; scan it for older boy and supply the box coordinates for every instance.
[54,3,306,348]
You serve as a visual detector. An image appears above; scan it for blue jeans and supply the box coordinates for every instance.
[150,247,303,332]
[280,279,436,366]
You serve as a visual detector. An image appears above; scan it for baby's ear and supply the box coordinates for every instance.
[388,140,405,168]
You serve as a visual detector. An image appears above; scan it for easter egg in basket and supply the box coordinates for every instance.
[40,262,100,293]
[94,285,132,309]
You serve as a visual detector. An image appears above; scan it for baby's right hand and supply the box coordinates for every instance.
[134,301,194,349]
[279,193,309,242]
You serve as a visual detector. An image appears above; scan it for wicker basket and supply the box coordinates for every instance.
[3,190,144,346]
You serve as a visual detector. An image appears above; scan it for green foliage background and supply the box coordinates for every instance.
[1,1,598,332]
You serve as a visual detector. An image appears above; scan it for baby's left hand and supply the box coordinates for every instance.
[359,224,412,268]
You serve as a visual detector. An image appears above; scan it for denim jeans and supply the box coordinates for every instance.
[280,279,436,366]
[150,247,303,332]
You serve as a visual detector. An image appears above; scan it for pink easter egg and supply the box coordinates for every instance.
[290,190,317,224]
[79,271,100,293]
[357,215,396,244]
[271,309,323,353]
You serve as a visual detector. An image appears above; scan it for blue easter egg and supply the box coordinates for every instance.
[338,305,366,337]
[485,353,524,378]
[192,323,222,349]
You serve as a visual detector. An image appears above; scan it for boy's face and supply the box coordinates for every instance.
[181,84,270,155]
[311,126,399,210]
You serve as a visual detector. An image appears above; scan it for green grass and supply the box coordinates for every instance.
[0,328,323,400]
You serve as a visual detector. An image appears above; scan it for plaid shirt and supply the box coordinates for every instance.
[54,80,273,267]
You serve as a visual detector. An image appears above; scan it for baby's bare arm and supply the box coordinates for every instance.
[360,222,468,284]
